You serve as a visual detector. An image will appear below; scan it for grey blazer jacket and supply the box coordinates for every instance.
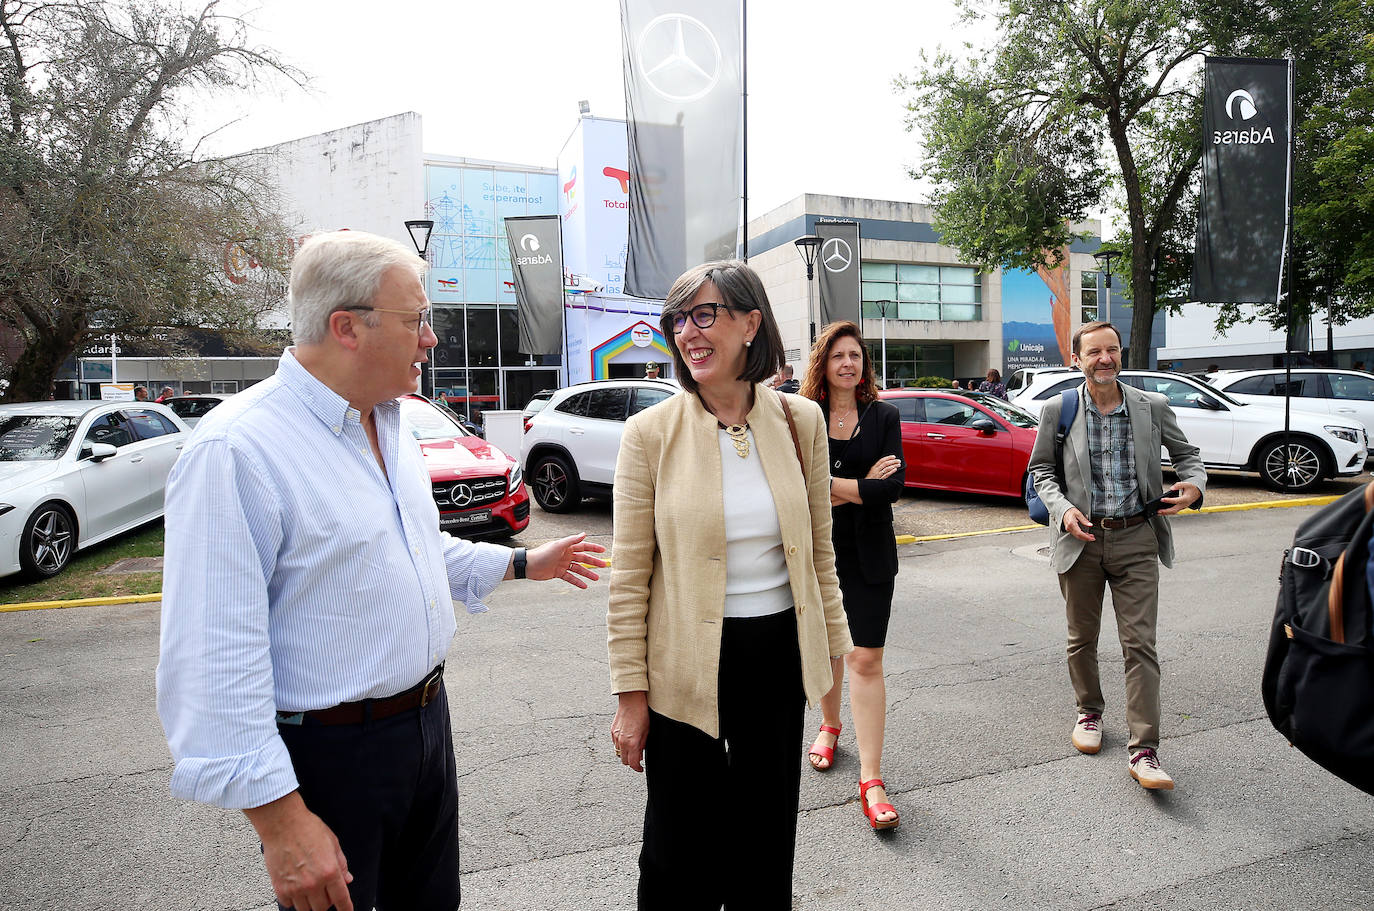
[1028,382,1207,573]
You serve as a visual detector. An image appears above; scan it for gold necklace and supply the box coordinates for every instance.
[721,422,750,459]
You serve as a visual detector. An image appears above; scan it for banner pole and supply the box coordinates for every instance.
[740,0,748,261]
[1281,55,1296,484]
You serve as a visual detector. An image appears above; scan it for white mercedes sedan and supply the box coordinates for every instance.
[0,401,189,580]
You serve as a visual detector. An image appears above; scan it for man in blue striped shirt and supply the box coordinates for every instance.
[156,231,606,911]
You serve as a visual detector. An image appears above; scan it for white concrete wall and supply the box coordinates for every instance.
[233,113,426,327]
[1163,303,1374,360]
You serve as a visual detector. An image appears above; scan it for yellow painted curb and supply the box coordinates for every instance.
[1,592,162,613]
[0,495,1345,611]
[897,494,1344,545]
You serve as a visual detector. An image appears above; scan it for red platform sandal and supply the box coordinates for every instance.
[859,778,899,830]
[807,723,842,771]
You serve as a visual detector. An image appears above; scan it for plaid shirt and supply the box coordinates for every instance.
[1082,383,1142,518]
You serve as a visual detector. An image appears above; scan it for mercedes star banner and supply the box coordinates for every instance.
[621,0,742,300]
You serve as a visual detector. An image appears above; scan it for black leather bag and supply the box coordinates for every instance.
[1262,482,1374,795]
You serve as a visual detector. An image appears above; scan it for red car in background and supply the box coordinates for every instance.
[877,388,1040,499]
[399,394,529,539]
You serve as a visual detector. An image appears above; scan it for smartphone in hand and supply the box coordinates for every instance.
[1142,493,1174,516]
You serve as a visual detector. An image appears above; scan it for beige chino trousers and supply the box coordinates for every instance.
[1058,520,1162,754]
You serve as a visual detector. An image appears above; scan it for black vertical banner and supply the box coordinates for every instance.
[1191,57,1292,304]
[816,219,860,327]
[621,0,742,299]
[505,216,565,355]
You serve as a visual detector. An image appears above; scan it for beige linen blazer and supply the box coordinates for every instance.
[606,385,853,738]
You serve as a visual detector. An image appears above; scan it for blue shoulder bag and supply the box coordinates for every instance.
[1025,389,1079,526]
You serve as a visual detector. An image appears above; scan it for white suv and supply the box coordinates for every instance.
[1206,368,1374,444]
[1015,369,1367,492]
[520,379,680,513]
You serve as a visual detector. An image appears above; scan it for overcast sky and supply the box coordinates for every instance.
[196,0,996,217]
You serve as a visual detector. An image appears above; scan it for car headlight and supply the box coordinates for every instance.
[509,463,523,489]
[1324,425,1361,445]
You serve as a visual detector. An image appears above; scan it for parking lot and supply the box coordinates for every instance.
[518,467,1373,547]
[3,502,1372,910]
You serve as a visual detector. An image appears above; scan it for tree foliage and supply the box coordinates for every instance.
[0,0,299,402]
[902,0,1374,366]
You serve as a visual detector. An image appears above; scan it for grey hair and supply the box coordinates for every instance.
[289,231,427,345]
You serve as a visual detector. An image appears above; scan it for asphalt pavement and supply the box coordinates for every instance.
[2,503,1372,910]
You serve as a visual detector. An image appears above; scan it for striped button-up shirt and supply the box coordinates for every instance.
[1082,382,1142,519]
[156,350,512,810]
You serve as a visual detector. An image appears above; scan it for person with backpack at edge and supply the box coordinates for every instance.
[1028,322,1206,790]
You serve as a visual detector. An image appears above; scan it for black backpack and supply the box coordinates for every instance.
[1025,390,1078,526]
[1262,482,1374,794]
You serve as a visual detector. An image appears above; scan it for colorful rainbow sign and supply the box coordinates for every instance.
[590,320,671,379]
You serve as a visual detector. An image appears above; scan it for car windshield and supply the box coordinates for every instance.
[399,397,467,441]
[1186,376,1245,405]
[0,415,80,461]
[968,394,1039,428]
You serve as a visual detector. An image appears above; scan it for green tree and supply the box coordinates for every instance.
[902,0,1373,366]
[0,0,299,402]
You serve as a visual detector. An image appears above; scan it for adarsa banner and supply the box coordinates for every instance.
[1191,56,1292,305]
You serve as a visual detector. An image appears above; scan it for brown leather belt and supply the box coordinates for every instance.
[278,665,444,727]
[1096,513,1147,529]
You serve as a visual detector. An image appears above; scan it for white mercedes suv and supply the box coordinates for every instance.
[1014,368,1367,493]
[520,379,680,513]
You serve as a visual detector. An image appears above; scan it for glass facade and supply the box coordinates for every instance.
[1081,271,1100,322]
[865,342,955,385]
[860,264,982,321]
[424,162,561,421]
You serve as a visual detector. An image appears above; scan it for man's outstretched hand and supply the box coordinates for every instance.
[522,533,608,589]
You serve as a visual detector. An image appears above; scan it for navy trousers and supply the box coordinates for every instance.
[276,682,461,911]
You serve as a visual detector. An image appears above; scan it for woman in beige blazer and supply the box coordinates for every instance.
[608,260,852,910]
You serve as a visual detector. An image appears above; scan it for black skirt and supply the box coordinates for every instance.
[834,543,895,648]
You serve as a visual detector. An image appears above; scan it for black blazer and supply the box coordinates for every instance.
[825,398,904,583]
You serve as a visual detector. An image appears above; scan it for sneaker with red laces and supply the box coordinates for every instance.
[1072,712,1102,754]
[1129,748,1175,790]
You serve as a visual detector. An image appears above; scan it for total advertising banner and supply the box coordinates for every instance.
[558,117,631,296]
[1001,267,1068,371]
[816,219,860,327]
[621,0,742,299]
[504,215,565,355]
[564,298,671,385]
[1191,56,1292,305]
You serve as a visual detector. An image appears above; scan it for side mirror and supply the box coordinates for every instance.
[88,442,118,462]
[1196,395,1223,410]
[971,418,997,435]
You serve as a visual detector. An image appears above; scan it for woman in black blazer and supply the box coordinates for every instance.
[799,321,905,830]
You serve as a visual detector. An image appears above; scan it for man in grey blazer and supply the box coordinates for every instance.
[1028,322,1206,790]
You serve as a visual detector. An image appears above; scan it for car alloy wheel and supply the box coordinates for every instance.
[532,454,580,514]
[21,503,76,579]
[1259,438,1324,493]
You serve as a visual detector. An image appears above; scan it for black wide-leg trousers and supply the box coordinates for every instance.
[637,609,806,911]
[276,682,461,911]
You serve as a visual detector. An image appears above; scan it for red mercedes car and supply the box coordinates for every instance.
[399,394,529,539]
[877,388,1040,499]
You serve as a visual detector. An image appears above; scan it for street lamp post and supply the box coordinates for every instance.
[405,219,436,398]
[794,235,822,346]
[1092,247,1118,363]
[872,299,895,388]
